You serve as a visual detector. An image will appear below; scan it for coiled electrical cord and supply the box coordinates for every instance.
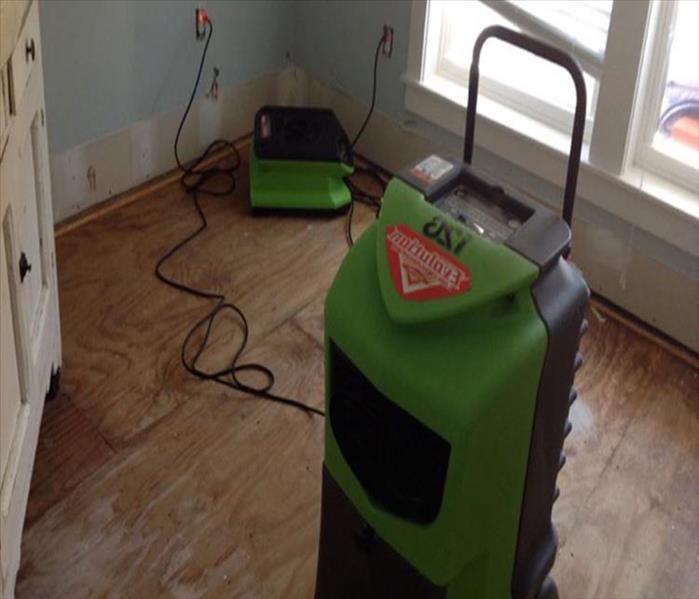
[155,18,324,418]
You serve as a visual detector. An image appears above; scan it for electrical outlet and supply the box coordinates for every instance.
[382,25,394,58]
[195,8,208,40]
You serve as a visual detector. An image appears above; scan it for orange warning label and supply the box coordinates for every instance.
[385,224,471,301]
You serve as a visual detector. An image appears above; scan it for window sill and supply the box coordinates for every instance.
[416,74,585,157]
[403,74,699,256]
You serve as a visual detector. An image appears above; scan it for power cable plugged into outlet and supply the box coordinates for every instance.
[345,27,393,247]
[156,14,324,418]
[382,25,394,58]
[349,28,390,150]
[195,8,208,40]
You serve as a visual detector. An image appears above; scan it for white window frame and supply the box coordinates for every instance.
[427,1,600,142]
[630,0,698,190]
[403,0,698,256]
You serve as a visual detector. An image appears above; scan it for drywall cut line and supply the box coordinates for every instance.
[54,136,251,238]
[49,71,280,223]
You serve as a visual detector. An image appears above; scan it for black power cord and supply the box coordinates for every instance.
[344,167,386,247]
[350,32,386,150]
[156,18,324,418]
[344,31,390,247]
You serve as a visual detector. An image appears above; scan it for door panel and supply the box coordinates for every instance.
[0,200,33,587]
[17,112,48,354]
[0,207,27,487]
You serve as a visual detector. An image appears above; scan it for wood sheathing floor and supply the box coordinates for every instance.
[16,148,699,598]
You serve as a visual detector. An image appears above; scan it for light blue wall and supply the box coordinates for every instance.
[293,0,498,170]
[39,0,450,157]
[293,0,411,126]
[40,0,294,154]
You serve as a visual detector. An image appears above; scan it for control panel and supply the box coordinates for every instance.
[433,184,529,244]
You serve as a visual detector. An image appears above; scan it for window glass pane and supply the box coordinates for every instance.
[654,0,699,167]
[439,1,607,118]
[509,0,612,57]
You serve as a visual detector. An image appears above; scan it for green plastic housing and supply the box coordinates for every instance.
[249,148,353,210]
[323,178,548,597]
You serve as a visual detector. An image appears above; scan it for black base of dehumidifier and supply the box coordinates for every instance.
[315,468,444,599]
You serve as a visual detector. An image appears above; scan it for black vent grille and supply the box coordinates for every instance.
[254,106,351,163]
[329,342,451,524]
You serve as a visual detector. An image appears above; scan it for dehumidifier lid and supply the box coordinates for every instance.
[375,179,540,325]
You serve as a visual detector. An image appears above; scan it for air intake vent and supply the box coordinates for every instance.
[329,342,451,524]
[253,106,351,163]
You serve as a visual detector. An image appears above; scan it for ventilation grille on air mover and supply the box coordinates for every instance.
[329,341,451,524]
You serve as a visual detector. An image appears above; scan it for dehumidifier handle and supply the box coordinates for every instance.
[463,25,587,228]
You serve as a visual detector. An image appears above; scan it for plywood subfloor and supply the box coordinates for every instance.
[16,149,699,598]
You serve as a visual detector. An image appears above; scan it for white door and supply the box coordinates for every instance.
[0,1,61,595]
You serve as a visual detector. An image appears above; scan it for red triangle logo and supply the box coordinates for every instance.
[385,225,471,301]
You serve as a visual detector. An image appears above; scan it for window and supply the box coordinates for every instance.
[634,0,699,188]
[406,0,699,199]
[425,1,611,140]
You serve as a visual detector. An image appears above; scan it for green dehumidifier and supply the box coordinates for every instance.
[249,106,354,211]
[315,26,589,599]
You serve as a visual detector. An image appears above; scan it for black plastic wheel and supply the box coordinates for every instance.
[45,367,61,402]
[536,577,559,599]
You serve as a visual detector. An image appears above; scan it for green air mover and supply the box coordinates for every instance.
[249,106,354,211]
[315,26,589,599]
